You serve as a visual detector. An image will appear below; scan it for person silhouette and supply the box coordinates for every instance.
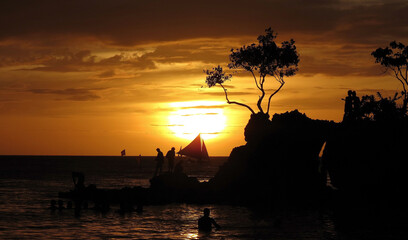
[166,147,176,173]
[351,91,361,120]
[154,148,164,176]
[198,208,220,232]
[343,90,353,122]
[72,172,85,191]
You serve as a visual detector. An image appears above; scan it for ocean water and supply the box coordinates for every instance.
[0,155,401,240]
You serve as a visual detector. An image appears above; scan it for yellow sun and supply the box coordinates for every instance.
[168,101,227,140]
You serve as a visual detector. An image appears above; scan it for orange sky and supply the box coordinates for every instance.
[0,0,407,156]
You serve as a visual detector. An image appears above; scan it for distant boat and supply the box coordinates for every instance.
[121,149,126,157]
[178,134,209,161]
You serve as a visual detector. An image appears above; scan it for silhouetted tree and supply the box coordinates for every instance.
[205,28,299,117]
[372,41,408,113]
[360,92,404,121]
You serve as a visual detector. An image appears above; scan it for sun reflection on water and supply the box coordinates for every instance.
[184,233,199,239]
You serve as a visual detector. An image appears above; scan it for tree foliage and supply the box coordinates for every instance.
[372,41,408,112]
[205,28,299,117]
[360,92,404,121]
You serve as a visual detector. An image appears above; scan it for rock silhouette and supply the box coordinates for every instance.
[211,110,335,207]
[59,106,408,222]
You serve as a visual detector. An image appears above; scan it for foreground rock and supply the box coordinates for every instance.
[210,110,336,208]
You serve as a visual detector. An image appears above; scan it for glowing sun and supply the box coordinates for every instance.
[168,101,227,140]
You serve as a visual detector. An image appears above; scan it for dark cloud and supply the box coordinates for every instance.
[329,1,408,44]
[143,43,229,64]
[27,88,105,101]
[0,0,336,44]
[0,0,406,78]
[0,43,54,67]
[298,55,383,77]
[21,50,156,72]
[97,70,116,78]
[355,88,402,96]
[0,0,406,46]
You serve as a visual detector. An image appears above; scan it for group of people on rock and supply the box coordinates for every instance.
[343,90,361,122]
[154,147,183,176]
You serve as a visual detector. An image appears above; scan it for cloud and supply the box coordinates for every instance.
[27,88,105,101]
[0,0,407,114]
[175,131,224,135]
[97,70,116,78]
[179,105,226,109]
[152,104,226,113]
[20,50,156,72]
[142,41,229,65]
[181,113,218,116]
[298,55,382,77]
[355,88,403,96]
[200,91,253,96]
[0,0,406,46]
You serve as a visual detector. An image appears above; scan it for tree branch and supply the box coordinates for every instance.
[250,70,261,90]
[392,67,407,94]
[260,72,265,85]
[267,81,285,115]
[219,83,255,114]
[257,75,265,113]
[396,66,408,111]
[397,65,408,84]
[272,70,283,84]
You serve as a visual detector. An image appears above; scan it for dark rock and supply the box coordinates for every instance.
[244,112,271,144]
[211,110,337,207]
[324,119,408,209]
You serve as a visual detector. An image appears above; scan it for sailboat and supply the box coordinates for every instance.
[178,134,209,161]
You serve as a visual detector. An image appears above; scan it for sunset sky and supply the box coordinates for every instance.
[1,0,407,156]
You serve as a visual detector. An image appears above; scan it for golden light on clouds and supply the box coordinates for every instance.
[167,101,227,140]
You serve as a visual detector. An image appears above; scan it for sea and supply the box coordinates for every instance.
[0,155,405,240]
